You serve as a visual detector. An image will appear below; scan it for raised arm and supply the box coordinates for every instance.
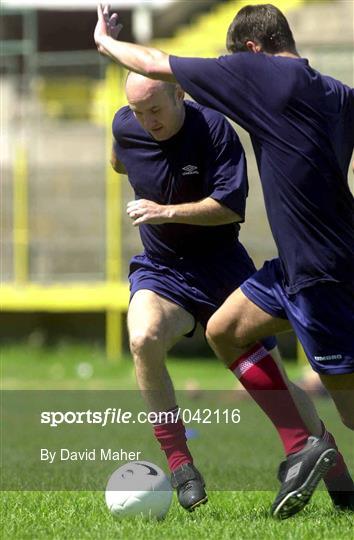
[94,4,175,82]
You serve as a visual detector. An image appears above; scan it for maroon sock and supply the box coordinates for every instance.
[229,344,310,455]
[321,424,351,488]
[153,406,193,472]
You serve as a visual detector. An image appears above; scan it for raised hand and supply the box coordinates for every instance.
[102,4,123,40]
[94,4,123,53]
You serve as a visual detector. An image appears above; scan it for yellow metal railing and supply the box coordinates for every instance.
[105,64,126,361]
[13,144,29,285]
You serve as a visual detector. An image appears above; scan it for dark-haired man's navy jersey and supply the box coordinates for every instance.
[113,100,248,262]
[170,53,354,294]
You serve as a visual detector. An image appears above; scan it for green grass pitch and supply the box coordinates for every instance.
[1,344,353,539]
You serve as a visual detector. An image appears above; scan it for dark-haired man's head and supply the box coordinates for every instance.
[226,4,298,56]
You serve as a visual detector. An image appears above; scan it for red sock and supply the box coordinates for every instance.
[230,344,310,455]
[321,424,351,489]
[153,406,193,472]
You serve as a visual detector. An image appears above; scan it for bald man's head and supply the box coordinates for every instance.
[126,72,176,102]
[125,72,185,141]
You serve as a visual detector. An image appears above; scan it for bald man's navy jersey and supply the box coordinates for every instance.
[112,99,276,349]
[170,54,354,295]
[113,101,248,262]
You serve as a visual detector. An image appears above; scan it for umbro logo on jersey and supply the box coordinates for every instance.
[182,164,199,175]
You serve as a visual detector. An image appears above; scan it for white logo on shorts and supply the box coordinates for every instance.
[314,354,342,361]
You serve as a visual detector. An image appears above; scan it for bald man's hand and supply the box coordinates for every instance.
[127,198,241,227]
[127,199,172,226]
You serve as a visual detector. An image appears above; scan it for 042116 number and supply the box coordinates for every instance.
[181,408,241,424]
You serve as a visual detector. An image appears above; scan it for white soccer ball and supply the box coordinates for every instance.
[105,461,173,519]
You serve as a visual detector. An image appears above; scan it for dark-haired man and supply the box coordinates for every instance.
[94,3,354,518]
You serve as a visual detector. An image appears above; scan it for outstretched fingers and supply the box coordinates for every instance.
[101,4,123,39]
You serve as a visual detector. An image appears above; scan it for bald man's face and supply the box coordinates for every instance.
[126,75,185,141]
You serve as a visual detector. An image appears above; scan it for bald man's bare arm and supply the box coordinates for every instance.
[94,5,175,82]
[127,198,242,227]
[111,145,127,174]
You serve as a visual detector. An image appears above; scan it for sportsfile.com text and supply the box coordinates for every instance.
[40,408,241,427]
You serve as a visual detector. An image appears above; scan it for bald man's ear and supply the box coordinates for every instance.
[176,85,185,102]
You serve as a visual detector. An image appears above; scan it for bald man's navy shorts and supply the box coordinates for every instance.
[241,258,354,375]
[129,249,276,351]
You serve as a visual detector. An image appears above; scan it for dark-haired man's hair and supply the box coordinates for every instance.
[226,4,298,55]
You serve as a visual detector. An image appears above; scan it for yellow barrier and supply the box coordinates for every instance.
[1,283,129,312]
[1,282,130,359]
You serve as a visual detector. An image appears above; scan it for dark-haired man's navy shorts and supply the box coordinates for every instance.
[129,250,276,351]
[240,258,354,375]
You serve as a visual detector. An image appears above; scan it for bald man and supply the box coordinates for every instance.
[111,73,335,512]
